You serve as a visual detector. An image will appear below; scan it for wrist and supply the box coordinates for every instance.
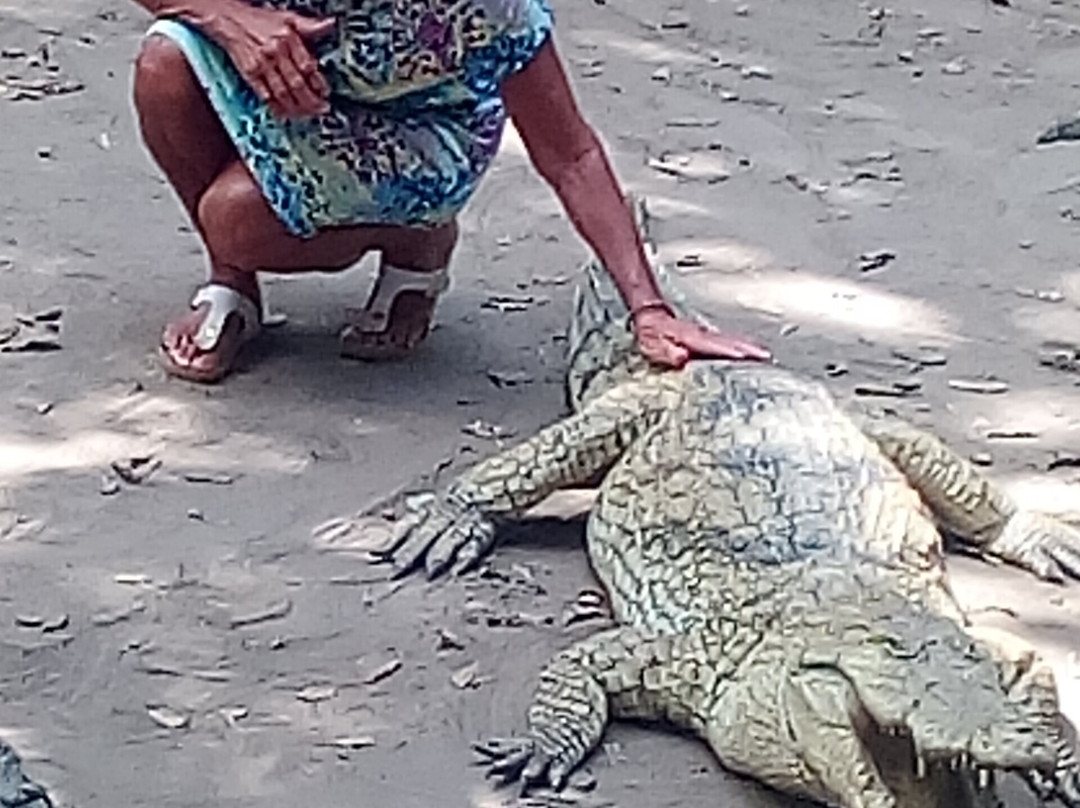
[157,0,243,38]
[629,299,675,320]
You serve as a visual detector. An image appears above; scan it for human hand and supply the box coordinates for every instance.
[210,1,335,119]
[631,305,771,367]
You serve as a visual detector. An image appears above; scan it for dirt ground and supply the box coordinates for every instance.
[3,0,1080,805]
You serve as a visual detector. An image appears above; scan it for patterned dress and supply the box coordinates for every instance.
[147,0,555,237]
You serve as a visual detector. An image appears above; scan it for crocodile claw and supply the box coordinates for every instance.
[1026,766,1080,808]
[472,737,570,793]
[988,511,1080,584]
[376,492,496,580]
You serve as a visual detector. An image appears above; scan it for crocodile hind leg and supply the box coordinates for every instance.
[858,416,1080,582]
[475,621,768,793]
[475,621,902,807]
[475,635,615,791]
[379,376,677,578]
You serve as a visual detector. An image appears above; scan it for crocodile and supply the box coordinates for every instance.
[0,740,52,808]
[372,202,1080,807]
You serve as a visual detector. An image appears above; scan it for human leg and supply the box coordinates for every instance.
[134,37,457,380]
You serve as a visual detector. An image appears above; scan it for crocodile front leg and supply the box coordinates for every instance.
[858,416,1080,583]
[379,376,676,578]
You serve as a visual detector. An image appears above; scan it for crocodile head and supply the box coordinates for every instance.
[803,596,1068,798]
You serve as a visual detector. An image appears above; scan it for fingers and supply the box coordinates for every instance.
[1057,766,1080,808]
[376,501,428,555]
[472,738,521,759]
[678,321,771,361]
[281,29,330,107]
[634,310,771,367]
[257,63,299,117]
[259,55,325,117]
[243,30,329,118]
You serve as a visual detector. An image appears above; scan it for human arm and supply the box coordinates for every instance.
[130,0,335,119]
[502,39,770,366]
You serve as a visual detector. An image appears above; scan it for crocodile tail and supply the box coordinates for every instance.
[568,210,636,357]
[565,196,650,410]
[566,195,708,409]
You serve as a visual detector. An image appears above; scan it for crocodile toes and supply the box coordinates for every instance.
[471,736,570,793]
[1049,762,1080,808]
[472,737,540,787]
[373,491,494,580]
[991,511,1080,583]
[425,509,495,579]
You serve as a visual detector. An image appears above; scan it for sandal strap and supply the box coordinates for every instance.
[191,284,262,352]
[365,264,450,322]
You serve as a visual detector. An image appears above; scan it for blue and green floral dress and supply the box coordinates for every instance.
[147,0,554,237]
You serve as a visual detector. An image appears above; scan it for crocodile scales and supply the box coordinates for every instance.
[372,203,1080,808]
[0,740,52,808]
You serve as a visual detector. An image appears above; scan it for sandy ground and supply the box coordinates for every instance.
[3,0,1080,805]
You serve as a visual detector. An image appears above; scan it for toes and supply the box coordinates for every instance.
[376,506,428,556]
[429,521,490,580]
[345,292,435,355]
[472,738,542,788]
[425,520,475,579]
[470,737,573,794]
[471,738,522,761]
[1039,558,1067,584]
[450,532,491,577]
[160,303,246,377]
[490,750,536,786]
[521,752,553,789]
[546,760,572,790]
[189,347,223,375]
[1052,546,1080,580]
[161,329,190,364]
[389,510,456,578]
[1061,767,1080,808]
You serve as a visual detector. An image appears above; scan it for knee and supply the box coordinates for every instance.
[133,37,196,118]
[198,167,270,269]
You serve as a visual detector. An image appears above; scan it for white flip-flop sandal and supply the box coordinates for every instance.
[160,283,263,383]
[340,263,450,361]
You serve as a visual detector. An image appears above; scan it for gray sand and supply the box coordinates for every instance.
[1,0,1079,805]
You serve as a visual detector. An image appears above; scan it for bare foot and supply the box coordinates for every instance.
[160,285,261,383]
